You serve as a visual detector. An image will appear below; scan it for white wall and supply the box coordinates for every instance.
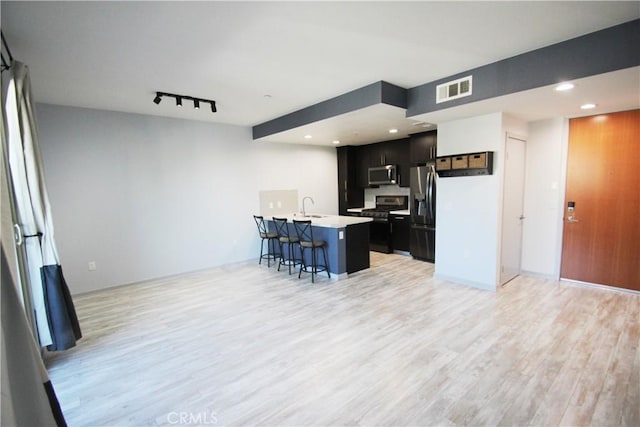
[435,112,527,291]
[521,117,568,278]
[36,104,338,294]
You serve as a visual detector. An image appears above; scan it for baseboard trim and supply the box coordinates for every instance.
[520,270,557,281]
[433,273,497,292]
[560,278,640,296]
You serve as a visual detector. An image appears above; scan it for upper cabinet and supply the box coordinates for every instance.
[410,130,438,164]
[356,138,410,188]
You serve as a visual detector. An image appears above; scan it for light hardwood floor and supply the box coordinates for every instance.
[45,253,639,426]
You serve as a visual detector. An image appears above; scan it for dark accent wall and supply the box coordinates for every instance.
[407,19,640,117]
[252,81,407,140]
[252,19,639,139]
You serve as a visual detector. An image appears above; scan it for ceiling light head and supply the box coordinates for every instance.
[194,99,200,109]
[304,135,312,139]
[332,140,340,145]
[581,103,597,110]
[153,93,162,104]
[555,82,574,92]
[210,101,217,113]
[389,128,398,134]
[176,96,183,107]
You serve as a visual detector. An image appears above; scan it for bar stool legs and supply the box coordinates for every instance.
[293,219,331,283]
[298,244,330,283]
[253,215,279,267]
[272,217,300,275]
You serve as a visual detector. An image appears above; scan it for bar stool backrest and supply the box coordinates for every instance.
[293,219,314,243]
[253,215,269,238]
[272,217,290,238]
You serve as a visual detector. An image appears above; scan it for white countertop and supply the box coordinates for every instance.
[267,213,373,228]
[347,207,365,213]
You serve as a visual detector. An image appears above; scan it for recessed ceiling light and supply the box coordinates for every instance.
[389,128,398,134]
[555,82,574,91]
[581,103,597,109]
[332,140,340,145]
[304,135,312,139]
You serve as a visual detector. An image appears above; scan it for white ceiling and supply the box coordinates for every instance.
[2,1,639,146]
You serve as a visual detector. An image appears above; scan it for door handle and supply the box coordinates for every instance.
[567,215,579,223]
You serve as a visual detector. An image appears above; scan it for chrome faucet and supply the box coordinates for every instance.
[302,196,314,217]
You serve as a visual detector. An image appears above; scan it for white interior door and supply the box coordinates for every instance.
[500,135,526,285]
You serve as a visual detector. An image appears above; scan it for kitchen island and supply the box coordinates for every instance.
[266,214,372,278]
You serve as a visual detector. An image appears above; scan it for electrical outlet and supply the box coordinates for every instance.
[88,261,96,271]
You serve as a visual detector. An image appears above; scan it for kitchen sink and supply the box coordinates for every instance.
[305,214,326,218]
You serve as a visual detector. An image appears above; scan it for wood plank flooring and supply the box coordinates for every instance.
[44,253,640,426]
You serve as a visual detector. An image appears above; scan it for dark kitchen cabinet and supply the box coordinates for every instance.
[337,146,364,215]
[391,214,410,252]
[390,139,410,188]
[369,139,409,167]
[346,222,370,273]
[410,130,438,165]
[357,139,410,188]
[356,145,372,188]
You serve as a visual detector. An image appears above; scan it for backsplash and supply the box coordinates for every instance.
[363,185,410,207]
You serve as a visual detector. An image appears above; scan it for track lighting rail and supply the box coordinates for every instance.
[153,91,217,113]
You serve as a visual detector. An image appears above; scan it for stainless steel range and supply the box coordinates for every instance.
[360,195,408,253]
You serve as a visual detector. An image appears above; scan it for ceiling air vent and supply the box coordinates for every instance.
[436,75,473,104]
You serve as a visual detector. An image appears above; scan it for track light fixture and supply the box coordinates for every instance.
[152,91,217,113]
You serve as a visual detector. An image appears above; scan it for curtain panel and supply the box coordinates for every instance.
[3,61,81,350]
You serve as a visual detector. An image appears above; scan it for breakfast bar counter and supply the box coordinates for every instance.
[266,214,372,277]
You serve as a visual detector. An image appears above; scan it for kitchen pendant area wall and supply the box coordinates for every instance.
[36,104,338,294]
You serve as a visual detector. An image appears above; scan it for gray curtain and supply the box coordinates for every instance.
[2,60,81,350]
[2,93,65,424]
[1,246,67,426]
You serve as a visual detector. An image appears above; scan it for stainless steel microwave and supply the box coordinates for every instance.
[368,165,398,185]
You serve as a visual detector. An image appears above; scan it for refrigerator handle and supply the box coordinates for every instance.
[429,165,436,220]
[427,170,433,221]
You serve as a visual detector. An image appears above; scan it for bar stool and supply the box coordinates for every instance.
[293,219,330,283]
[272,217,301,275]
[253,215,279,267]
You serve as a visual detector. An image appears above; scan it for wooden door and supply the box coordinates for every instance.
[561,109,640,291]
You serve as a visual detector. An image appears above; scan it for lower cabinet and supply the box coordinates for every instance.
[391,214,410,252]
[346,222,370,273]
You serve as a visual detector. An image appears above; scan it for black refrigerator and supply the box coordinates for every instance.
[410,165,436,262]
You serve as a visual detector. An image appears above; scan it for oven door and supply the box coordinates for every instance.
[368,218,392,253]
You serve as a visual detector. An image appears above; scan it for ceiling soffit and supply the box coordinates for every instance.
[253,81,407,140]
[253,19,640,144]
